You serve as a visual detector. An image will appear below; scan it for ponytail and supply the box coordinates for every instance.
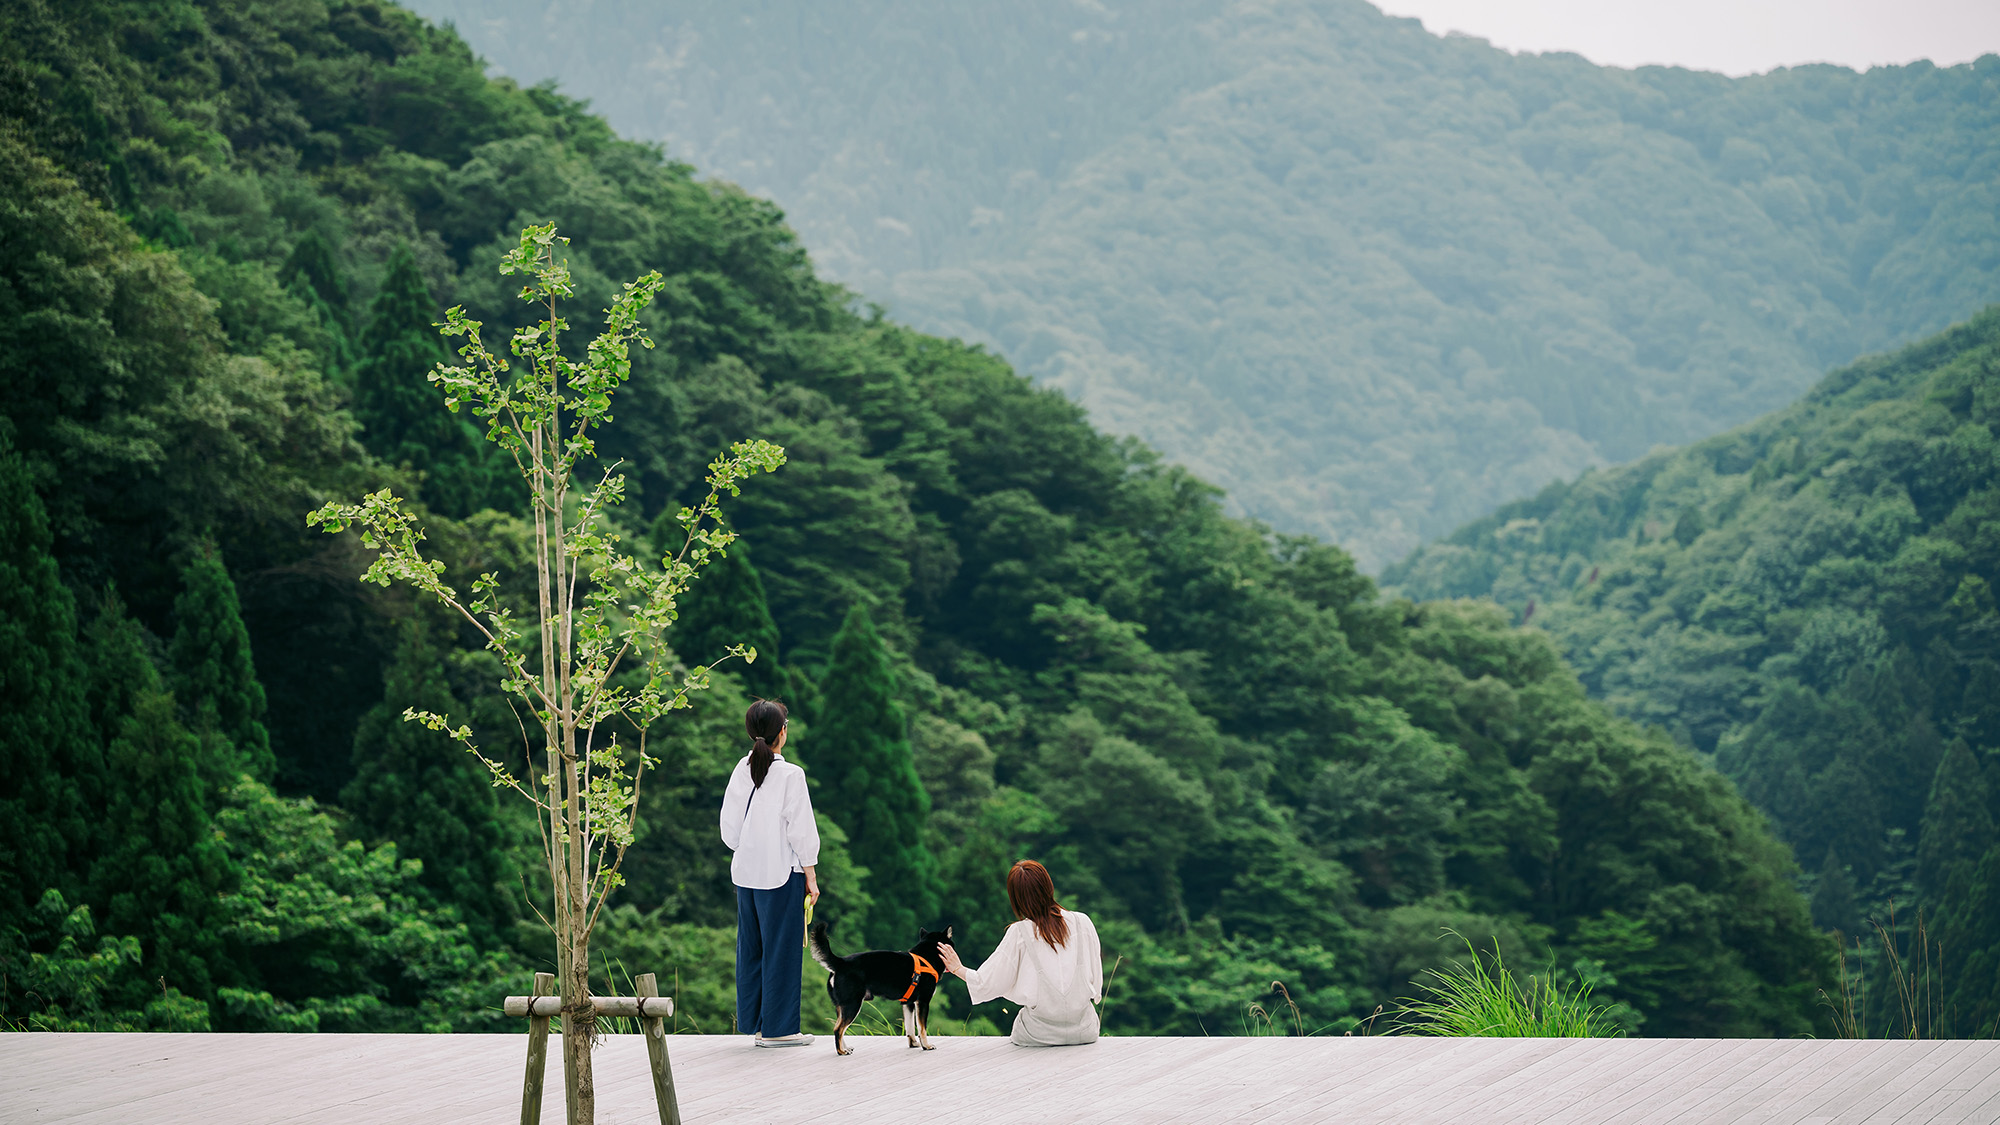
[745,698,788,788]
[750,737,775,787]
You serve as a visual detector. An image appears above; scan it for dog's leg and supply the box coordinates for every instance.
[918,995,935,1050]
[833,1005,856,1056]
[825,975,845,1055]
[903,1002,918,1047]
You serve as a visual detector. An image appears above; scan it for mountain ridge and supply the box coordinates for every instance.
[410,0,2000,568]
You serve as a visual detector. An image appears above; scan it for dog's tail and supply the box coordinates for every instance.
[809,919,848,973]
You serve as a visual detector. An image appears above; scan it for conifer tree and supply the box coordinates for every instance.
[343,614,510,932]
[279,232,350,318]
[353,244,494,515]
[1809,846,1860,936]
[169,551,275,786]
[1932,844,2000,1036]
[278,230,353,367]
[90,652,231,1003]
[813,603,939,946]
[1672,506,1705,547]
[1920,740,2000,1033]
[84,588,147,749]
[0,455,99,928]
[665,528,786,700]
[1917,739,1995,904]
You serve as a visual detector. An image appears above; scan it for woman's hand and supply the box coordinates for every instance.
[938,942,964,978]
[804,865,820,912]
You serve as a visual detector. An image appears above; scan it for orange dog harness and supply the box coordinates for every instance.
[897,953,940,1002]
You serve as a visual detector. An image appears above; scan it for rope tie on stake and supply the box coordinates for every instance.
[562,994,601,1047]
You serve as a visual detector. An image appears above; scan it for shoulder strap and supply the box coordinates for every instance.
[898,953,941,1002]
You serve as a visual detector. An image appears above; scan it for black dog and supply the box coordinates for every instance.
[809,919,951,1055]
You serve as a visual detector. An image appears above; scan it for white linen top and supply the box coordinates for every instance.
[718,754,820,890]
[963,909,1102,1010]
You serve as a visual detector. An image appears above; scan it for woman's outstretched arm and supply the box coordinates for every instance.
[942,924,1026,1006]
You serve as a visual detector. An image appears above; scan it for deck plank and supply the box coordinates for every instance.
[1479,1041,1662,1125]
[1368,1038,1574,1122]
[1624,1038,1823,1125]
[1180,1038,1403,1124]
[1929,1055,2000,1125]
[1190,1037,1446,1124]
[1784,1041,1928,1124]
[1278,1038,1478,1119]
[1835,1041,1972,1125]
[1855,1042,1992,1125]
[1067,1038,1280,1124]
[1536,1038,1730,1124]
[6,1033,1999,1125]
[1740,1039,1884,1125]
[1688,1040,1841,1125]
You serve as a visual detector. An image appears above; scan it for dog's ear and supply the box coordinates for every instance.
[946,925,954,940]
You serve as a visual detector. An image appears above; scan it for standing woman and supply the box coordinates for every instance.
[937,860,1102,1046]
[719,699,821,1046]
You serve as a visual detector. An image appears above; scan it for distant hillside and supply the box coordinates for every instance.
[1,0,1831,1038]
[408,0,2000,568]
[1387,310,2000,1033]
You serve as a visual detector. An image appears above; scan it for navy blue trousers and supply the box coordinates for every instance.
[735,871,805,1037]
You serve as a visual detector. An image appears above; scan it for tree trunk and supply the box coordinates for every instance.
[562,939,594,1124]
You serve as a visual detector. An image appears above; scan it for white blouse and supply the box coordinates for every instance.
[963,909,1103,1011]
[718,754,820,890]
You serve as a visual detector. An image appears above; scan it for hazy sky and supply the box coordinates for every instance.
[1376,0,2000,76]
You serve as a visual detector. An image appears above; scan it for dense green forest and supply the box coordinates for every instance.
[1387,310,2000,1035]
[1,0,1833,1038]
[410,0,2000,570]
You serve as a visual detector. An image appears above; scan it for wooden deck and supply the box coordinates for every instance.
[5,1032,1999,1124]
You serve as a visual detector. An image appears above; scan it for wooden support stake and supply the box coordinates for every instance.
[636,973,681,1125]
[520,971,555,1125]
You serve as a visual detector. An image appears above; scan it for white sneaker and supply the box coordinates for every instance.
[754,1033,815,1048]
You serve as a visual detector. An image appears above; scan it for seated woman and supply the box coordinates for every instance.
[937,859,1102,1046]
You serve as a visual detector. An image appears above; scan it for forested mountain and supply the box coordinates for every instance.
[408,0,2000,569]
[1387,310,2000,1034]
[2,0,1830,1038]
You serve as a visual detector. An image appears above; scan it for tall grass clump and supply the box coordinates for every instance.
[1242,981,1343,1036]
[1820,905,1992,1039]
[1394,934,1624,1038]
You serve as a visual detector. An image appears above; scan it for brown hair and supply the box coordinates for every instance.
[1007,860,1068,950]
[745,699,787,787]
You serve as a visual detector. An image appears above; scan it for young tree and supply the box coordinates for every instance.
[813,602,939,946]
[311,225,782,1124]
[170,550,275,787]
